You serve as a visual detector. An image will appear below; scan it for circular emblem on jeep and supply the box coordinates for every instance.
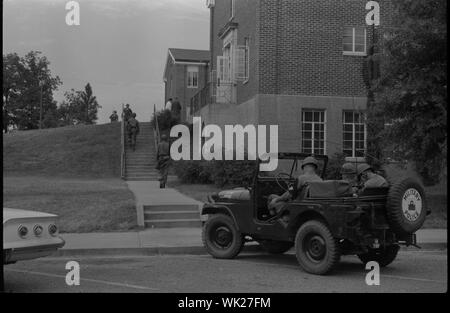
[402,188,422,222]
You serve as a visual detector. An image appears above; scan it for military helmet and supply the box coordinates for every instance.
[357,163,373,176]
[341,163,357,175]
[301,156,319,169]
[132,113,137,117]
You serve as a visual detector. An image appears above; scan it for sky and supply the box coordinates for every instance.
[3,0,210,124]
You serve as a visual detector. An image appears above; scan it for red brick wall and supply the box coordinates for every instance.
[165,58,208,121]
[258,0,393,97]
[210,0,392,102]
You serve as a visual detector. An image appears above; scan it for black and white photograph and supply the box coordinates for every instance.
[2,0,447,300]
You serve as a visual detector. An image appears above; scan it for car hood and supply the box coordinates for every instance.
[217,188,251,201]
[3,208,57,223]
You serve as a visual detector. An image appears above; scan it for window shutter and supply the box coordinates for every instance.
[234,46,247,81]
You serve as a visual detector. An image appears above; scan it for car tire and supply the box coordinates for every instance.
[386,177,427,235]
[357,244,400,267]
[294,220,340,275]
[258,240,293,254]
[202,214,244,259]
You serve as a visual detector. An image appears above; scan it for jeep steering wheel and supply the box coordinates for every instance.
[275,172,293,193]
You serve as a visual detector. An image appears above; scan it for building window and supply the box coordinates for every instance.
[343,111,366,157]
[343,27,366,55]
[187,66,199,88]
[301,110,326,155]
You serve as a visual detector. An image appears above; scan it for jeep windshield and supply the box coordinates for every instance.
[258,153,328,179]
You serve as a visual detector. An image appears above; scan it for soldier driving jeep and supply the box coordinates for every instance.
[267,156,322,219]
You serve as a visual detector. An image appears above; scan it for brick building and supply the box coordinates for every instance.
[163,48,210,122]
[190,0,392,157]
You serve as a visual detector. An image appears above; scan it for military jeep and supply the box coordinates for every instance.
[201,153,429,275]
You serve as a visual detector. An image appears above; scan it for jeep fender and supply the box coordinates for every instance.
[290,208,342,238]
[202,204,240,230]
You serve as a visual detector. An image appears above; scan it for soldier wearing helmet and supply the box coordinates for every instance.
[357,163,388,189]
[156,134,171,188]
[341,163,357,185]
[268,156,323,216]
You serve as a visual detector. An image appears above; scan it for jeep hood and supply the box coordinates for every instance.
[217,188,251,201]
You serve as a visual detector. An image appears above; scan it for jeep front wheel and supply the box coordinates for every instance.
[202,214,244,259]
[258,240,293,254]
[295,220,340,275]
[357,244,400,267]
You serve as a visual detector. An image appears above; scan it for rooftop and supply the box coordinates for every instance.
[168,48,210,63]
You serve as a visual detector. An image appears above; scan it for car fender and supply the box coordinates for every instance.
[201,204,240,230]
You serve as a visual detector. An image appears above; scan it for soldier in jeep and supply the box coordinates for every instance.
[357,163,388,190]
[268,156,323,216]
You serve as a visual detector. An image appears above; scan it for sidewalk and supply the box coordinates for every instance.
[126,180,205,226]
[55,228,447,257]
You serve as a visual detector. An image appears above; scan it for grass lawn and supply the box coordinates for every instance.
[3,176,137,233]
[3,124,137,233]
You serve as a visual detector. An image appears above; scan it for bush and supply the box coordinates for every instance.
[174,159,256,187]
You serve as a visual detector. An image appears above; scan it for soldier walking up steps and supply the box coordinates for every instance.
[156,134,171,188]
[127,113,140,151]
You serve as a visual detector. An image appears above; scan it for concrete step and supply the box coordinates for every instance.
[125,173,159,177]
[144,219,202,228]
[125,178,160,181]
[144,204,199,212]
[126,172,159,176]
[144,211,200,220]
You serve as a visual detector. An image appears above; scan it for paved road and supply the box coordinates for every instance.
[3,250,447,293]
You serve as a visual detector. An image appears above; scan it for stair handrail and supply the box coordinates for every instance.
[120,103,126,179]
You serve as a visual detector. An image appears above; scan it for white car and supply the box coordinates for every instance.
[3,208,65,264]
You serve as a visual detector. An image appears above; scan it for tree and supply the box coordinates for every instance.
[368,0,447,185]
[79,83,100,124]
[2,51,62,131]
[57,83,101,125]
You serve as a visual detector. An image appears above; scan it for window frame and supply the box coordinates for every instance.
[342,110,367,158]
[301,109,327,155]
[243,37,250,84]
[343,26,367,56]
[187,66,199,88]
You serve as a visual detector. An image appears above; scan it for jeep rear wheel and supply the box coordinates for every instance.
[387,177,427,235]
[295,220,340,275]
[357,244,400,267]
[258,240,293,254]
[202,214,244,259]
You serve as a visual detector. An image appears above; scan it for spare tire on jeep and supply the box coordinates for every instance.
[386,177,427,235]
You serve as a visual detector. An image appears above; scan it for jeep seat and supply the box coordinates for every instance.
[307,180,353,198]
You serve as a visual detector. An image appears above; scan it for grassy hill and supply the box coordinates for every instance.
[3,123,137,233]
[3,123,121,177]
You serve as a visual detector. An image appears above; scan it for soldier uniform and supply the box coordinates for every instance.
[156,134,171,188]
[127,113,140,151]
[357,163,389,189]
[110,111,119,123]
[268,156,323,215]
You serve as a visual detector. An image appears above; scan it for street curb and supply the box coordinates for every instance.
[55,244,263,257]
[53,242,446,258]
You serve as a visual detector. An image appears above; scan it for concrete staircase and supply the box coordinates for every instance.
[124,122,159,181]
[144,204,202,228]
[124,123,202,229]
